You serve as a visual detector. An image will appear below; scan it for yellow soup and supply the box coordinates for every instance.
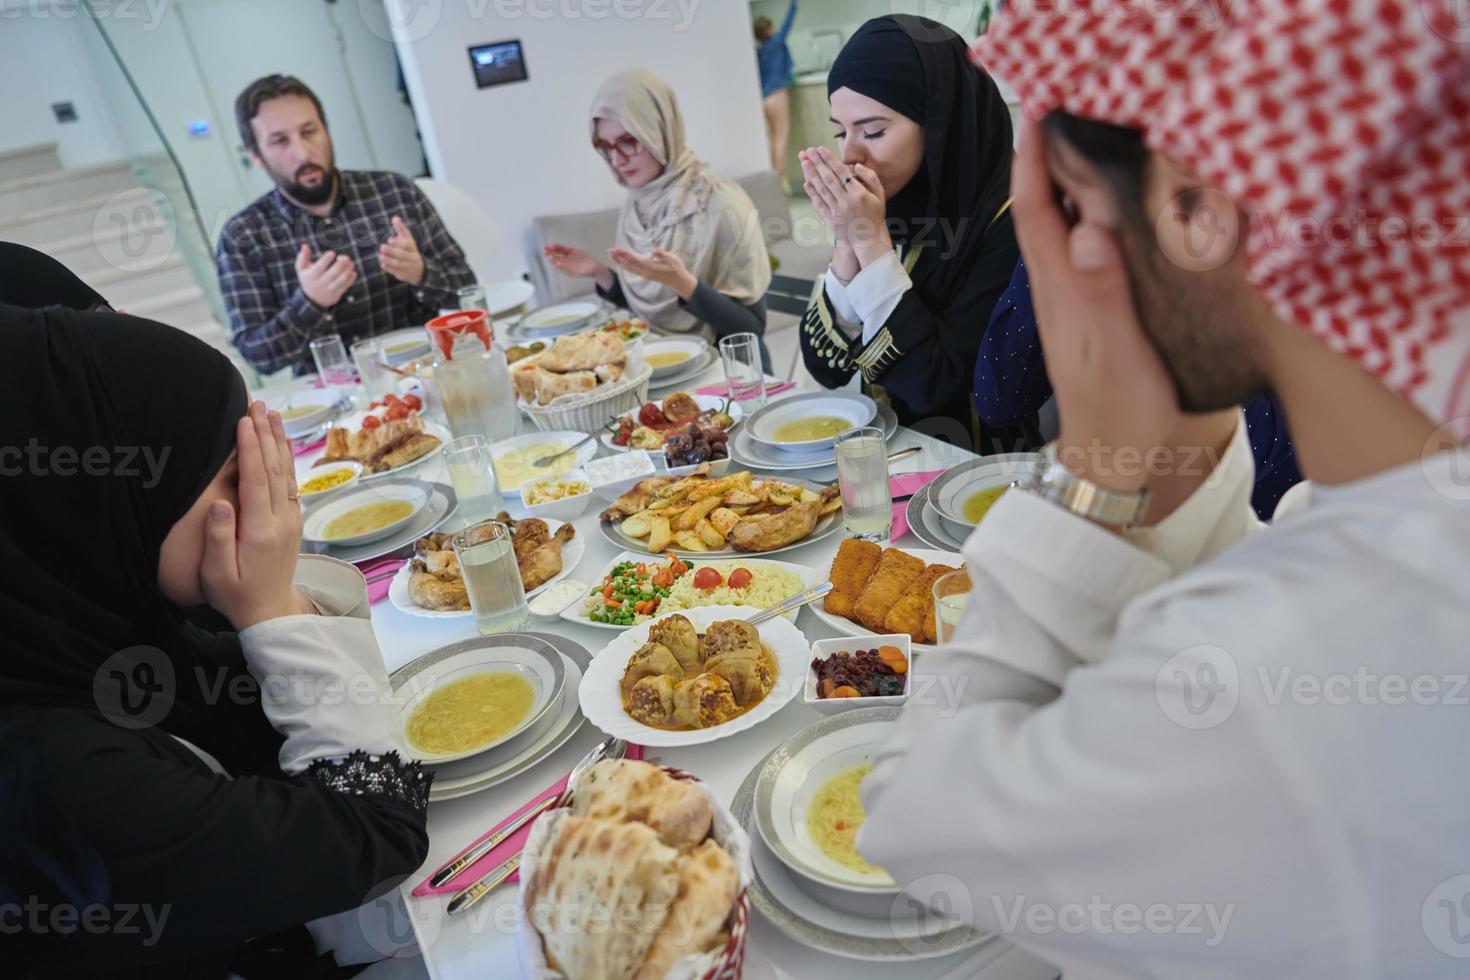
[647,351,692,369]
[806,761,887,877]
[773,416,851,443]
[300,469,355,495]
[962,485,1008,525]
[321,499,415,540]
[494,443,574,490]
[405,671,536,756]
[280,404,321,421]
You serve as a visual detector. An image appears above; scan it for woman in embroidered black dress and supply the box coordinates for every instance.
[798,15,1032,452]
[1,303,429,978]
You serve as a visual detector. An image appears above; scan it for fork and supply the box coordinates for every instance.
[745,581,833,626]
[444,736,629,913]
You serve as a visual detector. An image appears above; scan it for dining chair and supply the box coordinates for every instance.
[414,178,502,290]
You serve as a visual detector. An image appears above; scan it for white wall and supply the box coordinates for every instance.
[389,0,771,282]
[0,5,128,167]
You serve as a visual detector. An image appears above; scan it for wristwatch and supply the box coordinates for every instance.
[1025,442,1150,528]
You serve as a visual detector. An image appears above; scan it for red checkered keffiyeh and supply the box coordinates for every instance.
[972,0,1470,429]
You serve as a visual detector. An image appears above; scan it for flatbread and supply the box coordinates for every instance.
[528,815,679,980]
[572,759,713,851]
[632,840,739,980]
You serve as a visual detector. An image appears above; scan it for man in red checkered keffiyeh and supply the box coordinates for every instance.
[855,4,1470,977]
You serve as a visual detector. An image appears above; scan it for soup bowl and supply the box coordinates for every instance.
[274,389,340,438]
[643,337,708,380]
[746,392,877,454]
[395,634,566,765]
[927,453,1039,544]
[301,482,430,548]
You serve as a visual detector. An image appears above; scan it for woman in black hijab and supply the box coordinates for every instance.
[0,242,110,310]
[1,303,429,977]
[798,15,1032,452]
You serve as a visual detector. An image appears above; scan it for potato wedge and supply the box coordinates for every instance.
[819,496,843,516]
[799,488,820,503]
[647,515,672,553]
[722,489,761,507]
[708,507,741,536]
[677,496,723,530]
[673,531,708,552]
[696,518,726,549]
[620,513,652,538]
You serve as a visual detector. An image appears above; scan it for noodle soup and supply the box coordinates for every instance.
[805,760,889,878]
[405,671,535,756]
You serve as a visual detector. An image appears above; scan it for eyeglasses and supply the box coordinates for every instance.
[593,134,642,162]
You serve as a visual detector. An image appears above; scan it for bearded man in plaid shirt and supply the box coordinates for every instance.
[216,74,476,376]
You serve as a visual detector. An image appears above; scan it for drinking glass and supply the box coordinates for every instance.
[457,284,488,312]
[834,426,892,543]
[350,337,394,402]
[719,332,766,406]
[444,435,504,526]
[309,334,355,387]
[932,570,972,646]
[453,520,528,634]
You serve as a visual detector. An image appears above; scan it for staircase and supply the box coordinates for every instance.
[0,143,247,374]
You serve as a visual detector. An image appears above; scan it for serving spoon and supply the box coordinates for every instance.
[532,428,606,469]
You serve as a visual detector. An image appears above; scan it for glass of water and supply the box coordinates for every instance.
[834,426,892,543]
[457,284,488,312]
[719,332,766,406]
[444,435,504,526]
[453,520,528,635]
[350,337,394,402]
[932,569,972,645]
[309,334,355,387]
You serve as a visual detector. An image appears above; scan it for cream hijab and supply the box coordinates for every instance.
[590,69,771,334]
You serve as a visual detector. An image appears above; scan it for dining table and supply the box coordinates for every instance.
[258,335,1061,980]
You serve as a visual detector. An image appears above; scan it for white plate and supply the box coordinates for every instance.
[294,414,450,483]
[301,481,457,564]
[731,718,993,962]
[518,299,602,336]
[395,634,566,765]
[386,517,588,619]
[806,547,966,650]
[598,475,844,559]
[391,632,590,803]
[273,389,342,437]
[560,551,825,632]
[578,605,809,747]
[747,392,877,453]
[926,454,1038,541]
[484,279,536,317]
[646,347,717,392]
[489,430,600,497]
[599,394,745,452]
[902,482,963,553]
[731,402,898,472]
[302,482,430,548]
[643,337,709,380]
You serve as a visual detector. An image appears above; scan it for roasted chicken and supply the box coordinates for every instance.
[318,415,440,474]
[404,516,574,611]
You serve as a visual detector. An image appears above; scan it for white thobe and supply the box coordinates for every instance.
[859,448,1470,979]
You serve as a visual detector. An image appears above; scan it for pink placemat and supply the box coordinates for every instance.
[890,470,943,541]
[358,558,405,605]
[412,744,646,898]
[695,380,795,399]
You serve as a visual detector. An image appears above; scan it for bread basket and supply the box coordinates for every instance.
[521,361,654,435]
[516,765,752,980]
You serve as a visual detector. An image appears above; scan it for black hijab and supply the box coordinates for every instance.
[0,304,247,735]
[827,15,1015,303]
[0,242,110,311]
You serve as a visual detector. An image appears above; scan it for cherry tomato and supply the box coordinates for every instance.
[383,393,402,405]
[692,567,723,591]
[403,394,422,411]
[361,415,382,429]
[727,567,753,590]
[384,403,410,421]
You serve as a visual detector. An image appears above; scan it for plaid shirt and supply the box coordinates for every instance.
[216,170,475,376]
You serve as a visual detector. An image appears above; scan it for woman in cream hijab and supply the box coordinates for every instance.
[545,68,773,366]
